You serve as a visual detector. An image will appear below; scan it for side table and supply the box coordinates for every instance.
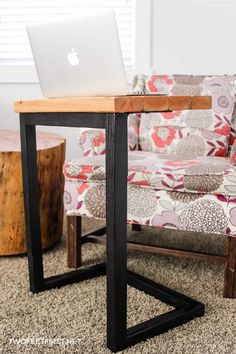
[15,95,211,352]
[0,130,65,255]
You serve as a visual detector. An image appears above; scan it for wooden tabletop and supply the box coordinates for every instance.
[14,95,211,113]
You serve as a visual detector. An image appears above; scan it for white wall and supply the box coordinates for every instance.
[0,83,81,160]
[151,1,236,74]
[1,0,236,159]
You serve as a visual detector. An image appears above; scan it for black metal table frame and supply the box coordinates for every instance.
[19,111,204,352]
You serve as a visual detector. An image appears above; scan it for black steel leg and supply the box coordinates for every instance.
[20,120,44,293]
[125,271,204,348]
[105,113,204,352]
[19,112,204,353]
[19,113,107,294]
[106,113,128,351]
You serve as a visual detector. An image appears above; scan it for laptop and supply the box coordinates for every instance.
[27,8,129,98]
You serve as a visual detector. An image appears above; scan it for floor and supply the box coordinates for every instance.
[0,219,235,354]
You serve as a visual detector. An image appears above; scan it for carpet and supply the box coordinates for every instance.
[0,218,236,354]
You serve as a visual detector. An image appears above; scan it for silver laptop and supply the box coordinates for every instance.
[27,8,129,98]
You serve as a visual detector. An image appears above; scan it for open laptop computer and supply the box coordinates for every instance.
[27,8,129,98]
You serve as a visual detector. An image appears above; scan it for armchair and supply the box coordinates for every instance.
[63,74,236,298]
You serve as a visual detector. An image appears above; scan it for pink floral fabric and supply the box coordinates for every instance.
[146,75,173,94]
[78,113,140,157]
[64,179,236,236]
[63,151,236,197]
[78,130,106,157]
[229,141,236,166]
[64,74,236,238]
[140,75,236,158]
[63,147,236,234]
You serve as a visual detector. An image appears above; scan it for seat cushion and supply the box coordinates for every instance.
[138,75,236,158]
[64,181,235,236]
[63,150,236,197]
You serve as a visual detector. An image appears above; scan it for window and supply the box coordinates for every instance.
[0,0,135,69]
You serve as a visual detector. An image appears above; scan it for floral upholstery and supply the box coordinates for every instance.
[230,141,236,166]
[64,150,236,236]
[63,151,236,197]
[78,129,106,156]
[139,75,236,158]
[64,74,236,237]
[78,113,140,157]
[139,110,232,157]
[64,180,236,236]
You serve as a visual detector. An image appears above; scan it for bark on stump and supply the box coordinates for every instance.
[0,130,65,255]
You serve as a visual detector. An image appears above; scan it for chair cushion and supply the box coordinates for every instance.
[63,150,236,197]
[138,75,236,158]
[64,181,234,235]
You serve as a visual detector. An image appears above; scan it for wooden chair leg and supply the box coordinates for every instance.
[132,224,142,231]
[67,215,82,269]
[224,236,236,298]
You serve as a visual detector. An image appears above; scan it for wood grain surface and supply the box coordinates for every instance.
[14,95,212,113]
[0,130,65,255]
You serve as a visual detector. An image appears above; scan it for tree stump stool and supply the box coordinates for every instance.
[0,130,65,255]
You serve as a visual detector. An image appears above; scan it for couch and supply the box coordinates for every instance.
[63,74,236,298]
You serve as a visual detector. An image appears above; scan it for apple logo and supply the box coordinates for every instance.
[67,48,79,66]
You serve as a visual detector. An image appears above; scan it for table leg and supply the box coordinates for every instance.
[20,120,44,293]
[19,113,106,293]
[106,113,128,352]
[105,113,205,352]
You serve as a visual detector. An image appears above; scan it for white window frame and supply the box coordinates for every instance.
[0,0,152,84]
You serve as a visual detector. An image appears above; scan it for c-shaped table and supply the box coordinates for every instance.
[15,94,211,352]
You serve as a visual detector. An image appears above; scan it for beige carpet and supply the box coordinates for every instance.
[0,218,236,354]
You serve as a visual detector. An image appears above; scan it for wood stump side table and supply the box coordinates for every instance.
[0,130,65,255]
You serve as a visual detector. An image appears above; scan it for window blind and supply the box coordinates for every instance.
[0,0,135,69]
